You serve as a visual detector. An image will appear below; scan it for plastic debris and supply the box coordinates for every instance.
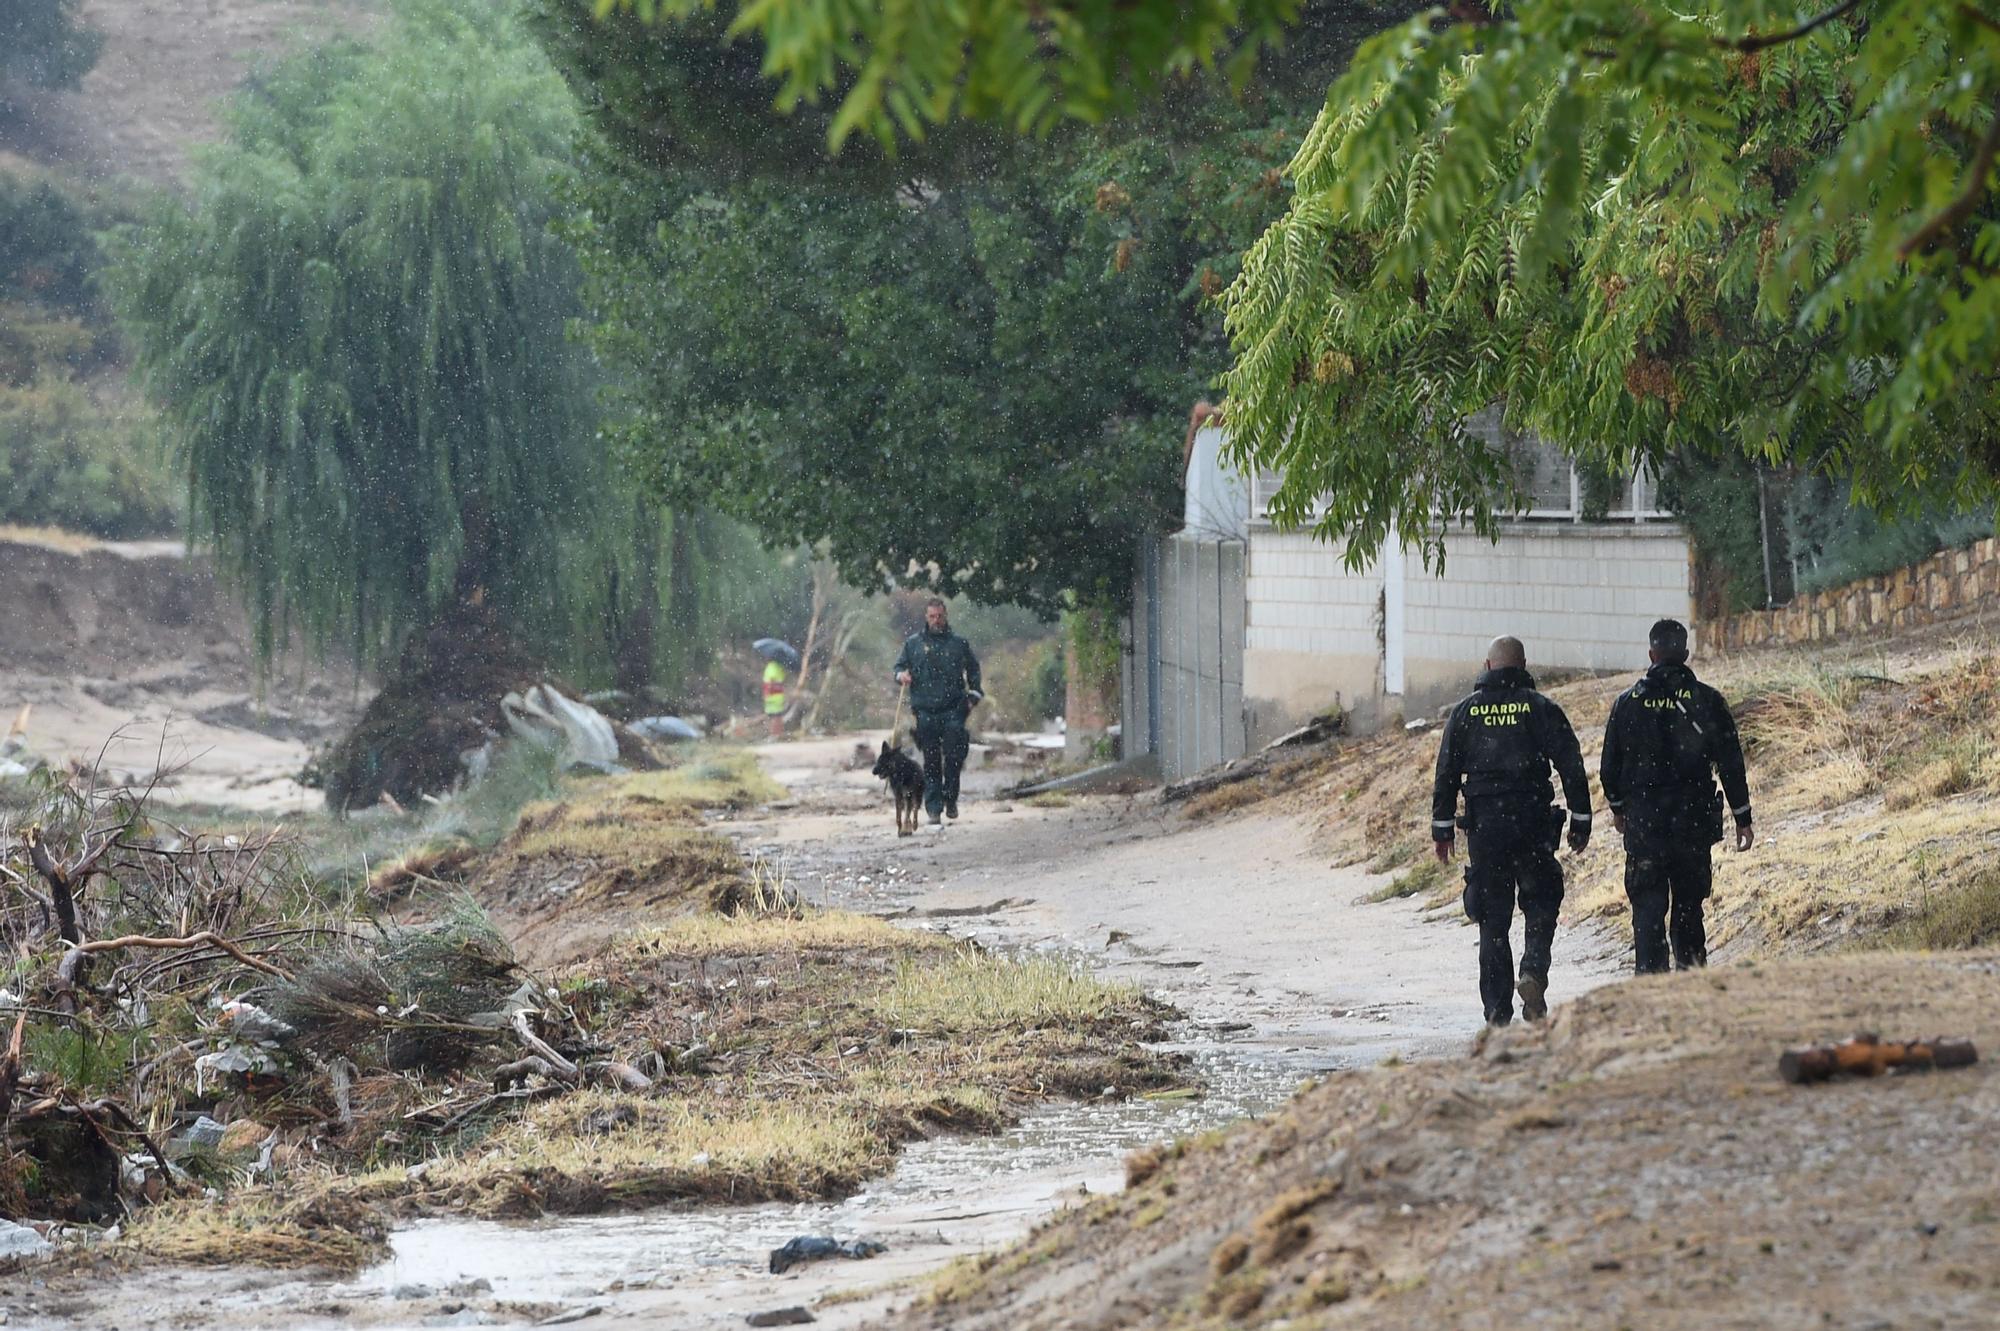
[767,1236,887,1275]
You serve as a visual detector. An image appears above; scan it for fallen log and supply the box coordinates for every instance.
[1778,1033,1977,1084]
[1162,755,1270,804]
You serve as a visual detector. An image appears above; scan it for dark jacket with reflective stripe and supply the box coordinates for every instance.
[1431,666,1592,841]
[893,628,982,715]
[1600,662,1751,849]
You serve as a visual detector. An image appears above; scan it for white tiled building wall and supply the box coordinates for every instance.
[1240,522,1693,739]
[1405,525,1694,674]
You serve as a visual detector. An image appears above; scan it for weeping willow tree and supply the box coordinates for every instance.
[111,0,602,668]
[109,0,780,805]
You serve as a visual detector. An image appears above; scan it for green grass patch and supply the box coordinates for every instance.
[1887,868,2000,950]
[1367,856,1448,903]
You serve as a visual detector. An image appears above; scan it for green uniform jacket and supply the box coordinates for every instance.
[894,628,982,715]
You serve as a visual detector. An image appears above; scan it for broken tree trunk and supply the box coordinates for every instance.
[1779,1033,1978,1084]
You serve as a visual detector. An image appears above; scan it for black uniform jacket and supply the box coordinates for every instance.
[1600,661,1752,849]
[893,628,982,715]
[1431,666,1592,844]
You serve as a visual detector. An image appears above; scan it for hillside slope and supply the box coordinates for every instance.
[3,0,376,186]
[1201,618,2000,961]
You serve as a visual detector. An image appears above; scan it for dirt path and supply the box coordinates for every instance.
[747,735,1624,1067]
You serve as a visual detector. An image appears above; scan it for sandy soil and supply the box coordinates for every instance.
[0,532,358,810]
[892,951,2000,1331]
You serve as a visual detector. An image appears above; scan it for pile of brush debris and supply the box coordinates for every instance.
[0,768,643,1249]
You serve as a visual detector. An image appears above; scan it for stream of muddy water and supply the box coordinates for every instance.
[32,1047,1310,1331]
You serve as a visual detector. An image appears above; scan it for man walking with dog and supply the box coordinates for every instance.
[1600,618,1754,974]
[1432,635,1592,1027]
[894,598,983,826]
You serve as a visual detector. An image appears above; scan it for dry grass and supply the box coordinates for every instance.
[122,1185,386,1270]
[618,909,950,959]
[415,1093,886,1216]
[1887,867,2000,950]
[1265,635,2000,957]
[1180,780,1270,820]
[0,524,105,555]
[616,748,787,808]
[868,950,1144,1034]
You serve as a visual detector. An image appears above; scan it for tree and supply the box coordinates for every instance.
[1221,2,2000,565]
[109,0,622,671]
[590,0,1306,150]
[0,0,103,96]
[540,1,1401,614]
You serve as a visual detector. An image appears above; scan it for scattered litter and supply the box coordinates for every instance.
[767,1236,887,1275]
[177,1116,227,1151]
[1779,1033,1977,1084]
[0,1220,51,1262]
[631,716,704,742]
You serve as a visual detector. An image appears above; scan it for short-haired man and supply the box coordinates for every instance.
[893,598,983,827]
[1600,619,1753,974]
[1432,636,1593,1026]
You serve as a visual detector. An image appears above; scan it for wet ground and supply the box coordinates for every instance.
[34,731,1625,1330]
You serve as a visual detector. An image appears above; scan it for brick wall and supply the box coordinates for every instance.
[1715,536,2000,651]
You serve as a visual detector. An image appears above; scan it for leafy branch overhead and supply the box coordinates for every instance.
[1222,0,2000,566]
[594,0,1305,149]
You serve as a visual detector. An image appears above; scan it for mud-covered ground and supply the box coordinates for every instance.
[0,532,357,809]
[24,726,1617,1330]
[897,951,2000,1331]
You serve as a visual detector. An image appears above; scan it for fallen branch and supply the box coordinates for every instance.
[582,1060,655,1092]
[70,931,293,980]
[511,1008,580,1083]
[493,1055,559,1092]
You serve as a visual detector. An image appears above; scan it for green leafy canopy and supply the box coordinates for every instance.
[107,0,636,674]
[592,0,1308,150]
[1223,1,2000,567]
[539,2,1395,614]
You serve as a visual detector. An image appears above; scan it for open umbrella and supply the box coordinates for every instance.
[753,638,802,670]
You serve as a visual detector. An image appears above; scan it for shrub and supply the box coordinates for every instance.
[0,374,180,537]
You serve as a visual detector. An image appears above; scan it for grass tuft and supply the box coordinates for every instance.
[869,950,1140,1034]
[1887,868,2000,950]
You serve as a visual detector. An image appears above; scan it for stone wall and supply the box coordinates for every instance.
[1714,537,2000,651]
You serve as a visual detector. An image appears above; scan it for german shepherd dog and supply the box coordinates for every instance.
[872,740,926,837]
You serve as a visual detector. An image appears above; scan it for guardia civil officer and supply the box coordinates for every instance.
[1431,636,1593,1027]
[1600,618,1753,974]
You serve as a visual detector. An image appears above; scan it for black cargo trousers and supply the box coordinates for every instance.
[1625,840,1713,973]
[912,706,970,817]
[1463,795,1565,1023]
